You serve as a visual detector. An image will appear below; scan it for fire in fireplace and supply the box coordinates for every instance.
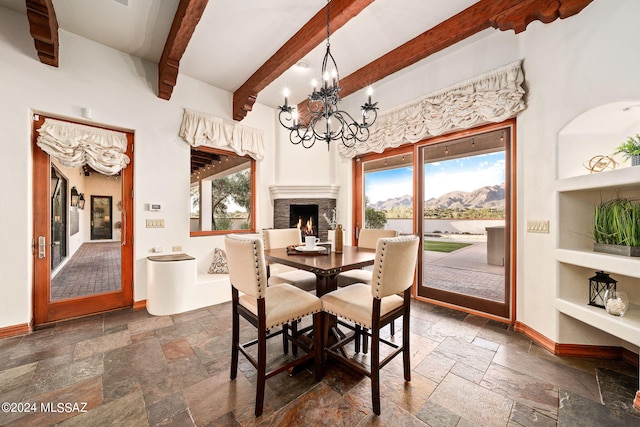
[290,205,318,237]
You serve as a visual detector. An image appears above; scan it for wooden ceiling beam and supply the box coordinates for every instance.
[26,0,59,67]
[158,0,209,100]
[232,0,375,121]
[296,0,593,115]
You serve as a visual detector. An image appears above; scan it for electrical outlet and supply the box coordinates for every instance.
[172,246,182,252]
[527,220,549,233]
[152,246,163,253]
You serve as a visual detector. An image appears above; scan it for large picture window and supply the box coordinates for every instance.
[190,147,255,235]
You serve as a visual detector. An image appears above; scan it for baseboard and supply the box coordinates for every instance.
[515,321,636,363]
[0,323,30,339]
[133,300,146,310]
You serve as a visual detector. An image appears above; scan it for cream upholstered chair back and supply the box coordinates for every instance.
[263,228,302,249]
[370,235,420,299]
[357,228,398,249]
[224,234,268,299]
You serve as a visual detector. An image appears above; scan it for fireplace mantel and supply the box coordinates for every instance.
[269,184,340,201]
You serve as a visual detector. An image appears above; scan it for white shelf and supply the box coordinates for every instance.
[556,249,640,278]
[555,297,640,346]
[556,167,640,193]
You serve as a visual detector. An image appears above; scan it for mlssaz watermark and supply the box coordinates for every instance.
[2,402,88,413]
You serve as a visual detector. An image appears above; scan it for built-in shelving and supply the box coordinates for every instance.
[555,166,640,349]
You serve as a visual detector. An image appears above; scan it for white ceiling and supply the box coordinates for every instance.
[0,0,480,107]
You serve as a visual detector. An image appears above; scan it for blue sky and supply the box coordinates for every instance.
[365,152,505,202]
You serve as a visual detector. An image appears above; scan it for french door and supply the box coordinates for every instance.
[32,115,134,325]
[353,122,514,320]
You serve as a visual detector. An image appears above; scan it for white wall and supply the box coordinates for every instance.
[2,0,640,350]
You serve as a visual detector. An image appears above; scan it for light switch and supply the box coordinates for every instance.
[527,220,549,233]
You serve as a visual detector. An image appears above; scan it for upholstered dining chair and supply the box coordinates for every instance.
[263,228,317,291]
[225,234,323,417]
[336,228,398,288]
[321,235,420,415]
[336,228,398,350]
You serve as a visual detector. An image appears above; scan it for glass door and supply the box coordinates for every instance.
[50,166,67,270]
[353,146,414,244]
[417,127,512,318]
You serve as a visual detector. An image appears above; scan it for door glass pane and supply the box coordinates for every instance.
[421,131,506,303]
[363,153,413,233]
[50,166,67,270]
[50,163,122,300]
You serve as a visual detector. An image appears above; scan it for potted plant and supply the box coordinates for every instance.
[593,196,640,256]
[614,134,640,166]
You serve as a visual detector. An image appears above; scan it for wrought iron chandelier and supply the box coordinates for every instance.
[278,0,378,150]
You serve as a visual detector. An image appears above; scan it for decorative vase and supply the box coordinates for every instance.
[334,224,343,254]
[604,289,629,317]
[327,228,345,252]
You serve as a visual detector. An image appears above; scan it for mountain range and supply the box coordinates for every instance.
[370,183,505,211]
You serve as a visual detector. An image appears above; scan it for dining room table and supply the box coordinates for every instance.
[263,245,376,297]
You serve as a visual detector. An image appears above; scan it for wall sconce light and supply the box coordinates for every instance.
[78,194,85,210]
[70,187,79,207]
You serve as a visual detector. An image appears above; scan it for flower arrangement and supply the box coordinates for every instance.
[614,134,640,165]
[323,208,338,230]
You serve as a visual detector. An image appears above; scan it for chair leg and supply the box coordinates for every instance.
[354,325,362,353]
[390,319,395,336]
[255,326,267,417]
[371,322,381,416]
[291,320,299,356]
[282,323,289,355]
[403,296,411,382]
[363,332,369,354]
[313,312,323,381]
[230,297,239,380]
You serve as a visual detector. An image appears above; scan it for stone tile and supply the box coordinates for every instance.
[414,351,455,383]
[433,336,495,372]
[472,336,500,352]
[450,361,485,383]
[102,376,141,403]
[171,306,214,323]
[267,382,365,427]
[103,308,152,332]
[416,400,461,427]
[429,373,513,426]
[138,355,209,405]
[102,339,168,389]
[161,338,195,363]
[146,391,189,426]
[596,368,640,415]
[183,371,255,425]
[493,344,601,402]
[509,401,558,427]
[25,353,103,397]
[128,315,174,335]
[4,377,102,427]
[480,363,558,420]
[0,362,38,402]
[57,390,148,426]
[154,319,207,344]
[73,329,131,360]
[558,389,640,426]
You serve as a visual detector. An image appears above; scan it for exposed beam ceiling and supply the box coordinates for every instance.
[26,0,58,67]
[296,0,593,117]
[158,0,209,100]
[232,0,374,121]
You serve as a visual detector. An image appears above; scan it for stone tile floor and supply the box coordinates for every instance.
[0,300,638,426]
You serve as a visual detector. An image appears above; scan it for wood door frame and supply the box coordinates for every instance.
[32,114,134,326]
[352,120,516,321]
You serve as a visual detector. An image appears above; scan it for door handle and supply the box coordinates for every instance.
[121,210,126,246]
[38,236,46,259]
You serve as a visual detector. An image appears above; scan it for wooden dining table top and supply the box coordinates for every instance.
[264,245,376,296]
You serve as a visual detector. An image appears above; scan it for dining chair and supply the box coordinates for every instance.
[336,228,398,350]
[321,235,419,415]
[262,228,317,292]
[225,234,323,417]
[336,228,398,287]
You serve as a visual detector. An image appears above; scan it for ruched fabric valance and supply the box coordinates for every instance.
[338,60,526,158]
[179,109,264,160]
[37,119,130,175]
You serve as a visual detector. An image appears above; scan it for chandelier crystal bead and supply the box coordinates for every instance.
[277,0,378,150]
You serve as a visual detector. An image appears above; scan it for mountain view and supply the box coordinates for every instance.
[369,183,505,211]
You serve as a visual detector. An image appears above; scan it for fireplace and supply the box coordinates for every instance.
[273,198,336,242]
[290,205,318,237]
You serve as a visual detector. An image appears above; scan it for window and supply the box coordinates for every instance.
[190,147,255,235]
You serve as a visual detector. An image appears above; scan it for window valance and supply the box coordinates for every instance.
[179,109,264,160]
[37,119,130,175]
[338,60,526,158]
